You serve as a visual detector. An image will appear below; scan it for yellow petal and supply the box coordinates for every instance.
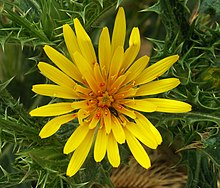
[63,24,81,61]
[135,112,162,145]
[94,63,106,91]
[66,130,94,177]
[109,46,124,78]
[71,100,92,110]
[114,88,137,100]
[32,84,79,99]
[145,98,192,113]
[109,75,126,95]
[103,108,112,134]
[124,55,149,85]
[122,27,141,71]
[94,128,108,162]
[63,123,90,154]
[107,133,120,167]
[73,51,100,94]
[126,122,158,149]
[114,105,136,119]
[98,27,111,76]
[124,128,151,169]
[43,45,82,83]
[111,7,126,54]
[29,103,73,117]
[122,99,157,112]
[78,108,90,124]
[38,62,76,88]
[111,116,125,144]
[88,108,101,129]
[74,18,97,66]
[136,78,180,96]
[135,55,179,85]
[129,27,141,47]
[39,114,76,138]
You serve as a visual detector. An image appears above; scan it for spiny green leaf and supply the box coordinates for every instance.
[200,131,220,167]
[0,77,14,92]
[200,0,220,15]
[116,0,123,9]
[141,0,161,14]
[5,9,50,43]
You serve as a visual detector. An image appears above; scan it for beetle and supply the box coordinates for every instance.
[109,106,119,117]
[109,106,124,123]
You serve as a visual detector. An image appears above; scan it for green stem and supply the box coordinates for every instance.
[192,152,202,188]
[99,164,114,188]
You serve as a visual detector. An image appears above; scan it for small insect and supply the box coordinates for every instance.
[109,106,119,117]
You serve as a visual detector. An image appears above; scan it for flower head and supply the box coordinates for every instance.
[30,7,191,177]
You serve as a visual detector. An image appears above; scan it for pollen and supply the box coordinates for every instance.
[97,91,114,107]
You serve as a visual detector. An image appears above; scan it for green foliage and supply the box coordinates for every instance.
[0,1,123,187]
[143,0,220,187]
[0,0,119,49]
[0,0,220,187]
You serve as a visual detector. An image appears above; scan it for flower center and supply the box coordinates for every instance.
[97,91,114,107]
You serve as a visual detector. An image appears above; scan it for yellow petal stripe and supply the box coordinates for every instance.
[126,122,158,149]
[122,99,157,112]
[32,84,79,99]
[124,128,151,169]
[111,116,125,144]
[111,7,126,54]
[145,98,192,113]
[124,55,149,85]
[94,128,108,162]
[38,62,76,88]
[135,55,179,85]
[66,130,94,177]
[107,133,120,167]
[39,114,76,138]
[29,103,73,117]
[63,123,90,154]
[135,112,162,144]
[98,27,111,76]
[63,24,81,61]
[43,45,82,83]
[122,27,141,71]
[136,78,180,96]
[74,18,97,66]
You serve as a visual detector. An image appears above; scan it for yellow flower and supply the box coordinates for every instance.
[30,7,191,177]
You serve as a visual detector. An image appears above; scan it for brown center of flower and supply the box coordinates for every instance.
[97,91,114,107]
